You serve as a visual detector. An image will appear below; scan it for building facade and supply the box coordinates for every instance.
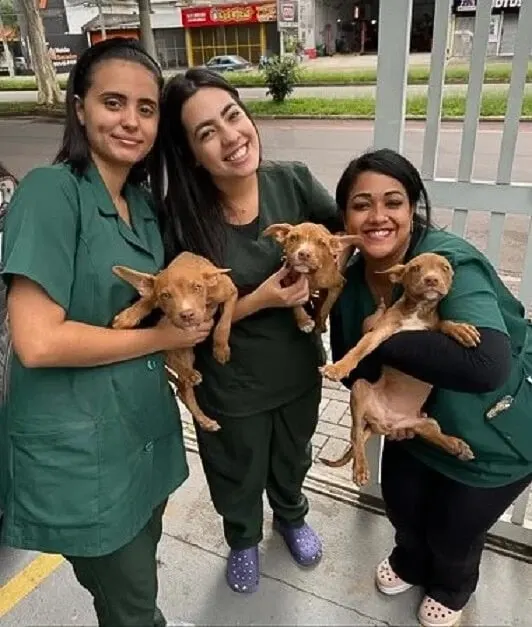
[450,0,523,57]
[33,0,526,72]
[182,2,278,66]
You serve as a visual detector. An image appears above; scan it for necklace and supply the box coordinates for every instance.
[223,198,259,226]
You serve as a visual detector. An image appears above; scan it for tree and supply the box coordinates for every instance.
[0,0,18,29]
[261,55,300,103]
[18,0,61,106]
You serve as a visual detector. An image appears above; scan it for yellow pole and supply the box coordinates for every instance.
[185,28,194,67]
[260,22,266,56]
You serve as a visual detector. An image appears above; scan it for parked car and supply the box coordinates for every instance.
[204,55,252,72]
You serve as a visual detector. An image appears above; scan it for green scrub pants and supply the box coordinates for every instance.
[195,384,321,549]
[65,501,167,627]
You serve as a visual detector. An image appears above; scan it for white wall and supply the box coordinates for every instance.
[314,0,340,51]
[64,0,182,35]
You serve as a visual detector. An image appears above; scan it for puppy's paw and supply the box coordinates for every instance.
[112,310,139,329]
[354,460,370,486]
[182,369,202,386]
[195,416,221,432]
[299,319,316,334]
[452,438,475,461]
[458,323,481,347]
[441,321,481,347]
[213,342,231,364]
[319,362,352,382]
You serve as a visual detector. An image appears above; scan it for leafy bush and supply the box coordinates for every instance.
[261,55,300,103]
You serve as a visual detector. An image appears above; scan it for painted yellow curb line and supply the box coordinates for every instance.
[0,553,65,618]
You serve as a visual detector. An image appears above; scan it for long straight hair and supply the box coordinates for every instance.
[150,69,261,265]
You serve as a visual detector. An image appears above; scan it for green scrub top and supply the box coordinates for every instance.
[330,227,532,488]
[0,163,189,557]
[195,160,340,418]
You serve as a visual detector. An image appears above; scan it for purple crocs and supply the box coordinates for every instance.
[226,546,260,593]
[273,518,323,567]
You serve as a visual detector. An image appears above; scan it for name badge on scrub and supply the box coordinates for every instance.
[485,376,532,420]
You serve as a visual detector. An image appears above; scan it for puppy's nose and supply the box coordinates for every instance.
[423,275,439,287]
[296,248,311,261]
[179,309,195,322]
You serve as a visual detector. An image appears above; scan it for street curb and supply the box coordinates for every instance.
[2,111,532,123]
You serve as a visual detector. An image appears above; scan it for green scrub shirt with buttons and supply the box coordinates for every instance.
[0,163,189,557]
[331,227,532,488]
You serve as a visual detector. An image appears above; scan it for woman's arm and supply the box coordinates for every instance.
[376,327,511,393]
[9,276,212,368]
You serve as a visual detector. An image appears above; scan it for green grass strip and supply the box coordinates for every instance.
[1,62,531,90]
[1,91,531,118]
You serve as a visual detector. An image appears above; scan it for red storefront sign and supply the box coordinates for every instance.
[182,2,277,28]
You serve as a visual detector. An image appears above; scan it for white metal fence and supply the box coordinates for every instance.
[364,0,532,548]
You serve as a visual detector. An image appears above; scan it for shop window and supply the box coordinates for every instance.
[189,24,263,66]
[154,29,188,69]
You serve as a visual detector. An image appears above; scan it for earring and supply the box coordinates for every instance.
[410,221,414,233]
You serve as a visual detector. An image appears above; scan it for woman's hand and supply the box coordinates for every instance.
[154,316,214,351]
[253,265,310,309]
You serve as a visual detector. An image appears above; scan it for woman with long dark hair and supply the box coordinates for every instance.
[0,39,212,626]
[329,148,532,627]
[151,69,344,593]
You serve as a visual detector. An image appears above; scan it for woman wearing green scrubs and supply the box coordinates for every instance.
[329,148,532,627]
[150,69,341,593]
[0,39,212,626]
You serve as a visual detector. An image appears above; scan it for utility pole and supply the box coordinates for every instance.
[137,0,157,61]
[0,9,15,76]
[95,0,106,39]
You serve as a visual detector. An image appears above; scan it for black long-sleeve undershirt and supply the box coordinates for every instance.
[375,327,511,393]
[332,327,512,395]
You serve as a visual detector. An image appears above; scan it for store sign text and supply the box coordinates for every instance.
[182,2,277,27]
[455,0,521,12]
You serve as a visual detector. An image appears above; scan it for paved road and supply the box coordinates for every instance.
[1,116,532,282]
[0,81,527,104]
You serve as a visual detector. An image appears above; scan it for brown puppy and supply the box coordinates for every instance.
[319,252,480,486]
[112,251,238,432]
[263,222,362,333]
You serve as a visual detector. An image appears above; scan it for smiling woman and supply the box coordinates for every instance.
[329,148,532,627]
[150,68,344,594]
[0,38,204,627]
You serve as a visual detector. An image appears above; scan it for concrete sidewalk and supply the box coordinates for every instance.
[3,450,531,627]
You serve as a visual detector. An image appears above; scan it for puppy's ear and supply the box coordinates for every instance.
[262,223,292,243]
[376,264,406,284]
[202,268,231,288]
[113,266,156,297]
[329,234,364,256]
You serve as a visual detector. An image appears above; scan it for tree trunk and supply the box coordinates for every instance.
[138,0,158,62]
[18,0,61,106]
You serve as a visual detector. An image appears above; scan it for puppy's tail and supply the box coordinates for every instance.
[319,445,353,468]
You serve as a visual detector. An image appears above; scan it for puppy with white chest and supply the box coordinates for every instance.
[320,252,481,486]
[112,251,238,433]
[263,222,362,333]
